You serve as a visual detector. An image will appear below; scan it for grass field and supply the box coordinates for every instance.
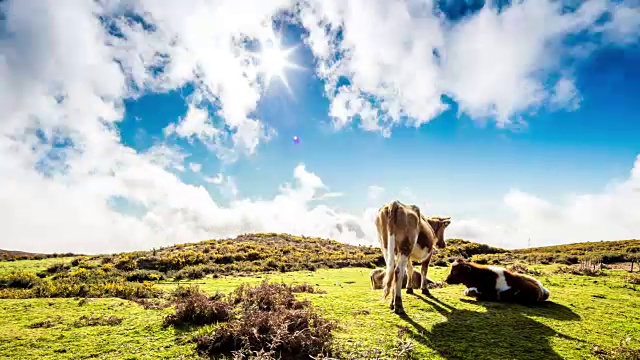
[1,260,639,359]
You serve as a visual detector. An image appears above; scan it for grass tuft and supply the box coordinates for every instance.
[73,315,123,327]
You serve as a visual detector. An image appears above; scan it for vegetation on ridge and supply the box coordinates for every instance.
[1,234,640,358]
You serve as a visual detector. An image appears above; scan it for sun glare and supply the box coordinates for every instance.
[259,40,302,93]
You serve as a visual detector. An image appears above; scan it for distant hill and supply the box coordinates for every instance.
[2,234,638,268]
[85,233,385,277]
[0,249,78,262]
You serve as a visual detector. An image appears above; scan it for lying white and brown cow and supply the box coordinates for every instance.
[376,200,451,314]
[370,268,422,290]
[444,258,550,304]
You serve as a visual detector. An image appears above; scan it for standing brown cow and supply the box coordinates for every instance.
[376,200,451,314]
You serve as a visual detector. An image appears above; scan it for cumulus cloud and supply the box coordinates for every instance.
[448,155,640,249]
[300,0,640,131]
[1,0,639,255]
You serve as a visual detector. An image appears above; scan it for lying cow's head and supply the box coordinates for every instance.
[427,216,451,249]
[444,258,470,285]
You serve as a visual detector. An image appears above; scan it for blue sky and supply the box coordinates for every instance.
[1,0,639,253]
[119,8,640,213]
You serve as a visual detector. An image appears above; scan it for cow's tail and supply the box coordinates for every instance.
[382,202,400,299]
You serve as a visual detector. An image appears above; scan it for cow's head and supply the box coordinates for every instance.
[427,216,451,249]
[445,257,470,285]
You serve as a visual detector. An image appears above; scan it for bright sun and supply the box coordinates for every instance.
[259,40,302,93]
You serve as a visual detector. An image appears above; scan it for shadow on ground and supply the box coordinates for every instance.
[400,294,585,360]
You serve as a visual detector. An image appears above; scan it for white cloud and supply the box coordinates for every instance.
[1,0,639,256]
[164,105,219,146]
[301,0,639,131]
[189,162,202,173]
[599,3,640,45]
[550,75,582,111]
[448,155,640,249]
[367,185,385,201]
[204,173,225,185]
[143,144,187,172]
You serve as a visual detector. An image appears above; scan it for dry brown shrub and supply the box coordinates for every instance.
[192,280,337,359]
[163,291,232,327]
[291,283,327,294]
[508,263,542,276]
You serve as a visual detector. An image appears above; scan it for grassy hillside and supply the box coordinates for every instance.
[1,234,639,359]
[469,239,640,267]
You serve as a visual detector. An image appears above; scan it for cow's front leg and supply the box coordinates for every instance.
[474,289,499,302]
[420,251,434,295]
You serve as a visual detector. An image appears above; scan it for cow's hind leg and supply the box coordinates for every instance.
[420,250,434,295]
[393,254,409,314]
[405,260,415,294]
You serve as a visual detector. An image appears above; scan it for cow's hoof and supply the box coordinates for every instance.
[389,302,395,310]
[464,287,479,297]
[394,306,406,315]
[421,288,431,296]
[406,288,414,294]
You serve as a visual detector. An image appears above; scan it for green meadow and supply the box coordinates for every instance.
[1,259,639,359]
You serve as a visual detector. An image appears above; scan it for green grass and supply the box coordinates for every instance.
[0,257,76,277]
[1,261,639,359]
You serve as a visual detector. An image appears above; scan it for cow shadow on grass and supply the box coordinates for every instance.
[399,294,584,360]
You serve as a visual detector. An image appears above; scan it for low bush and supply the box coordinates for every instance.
[231,281,309,312]
[46,263,71,274]
[196,306,336,359]
[163,290,232,327]
[291,283,327,294]
[170,284,203,300]
[0,267,162,300]
[162,280,336,359]
[508,263,542,276]
[114,256,137,271]
[173,265,208,280]
[0,271,40,289]
[125,270,165,282]
[627,275,640,285]
[554,262,604,277]
[194,281,336,359]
